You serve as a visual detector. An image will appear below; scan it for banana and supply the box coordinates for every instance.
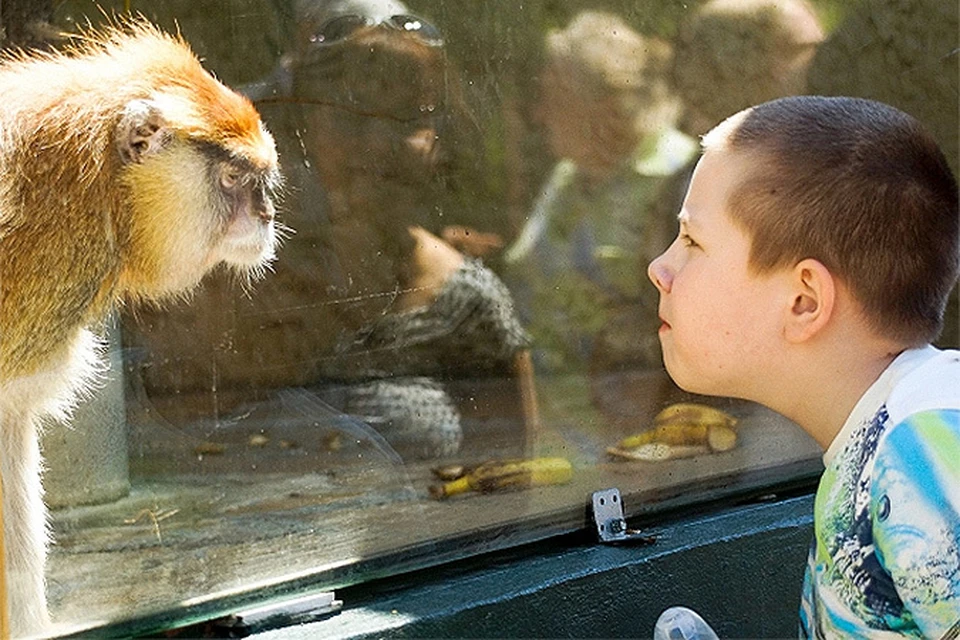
[431,464,469,481]
[610,402,739,460]
[617,423,711,449]
[653,402,738,430]
[429,457,573,499]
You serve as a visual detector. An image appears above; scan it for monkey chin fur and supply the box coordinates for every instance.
[218,212,278,270]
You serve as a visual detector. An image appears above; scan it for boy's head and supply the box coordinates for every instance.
[649,96,958,400]
[702,96,958,346]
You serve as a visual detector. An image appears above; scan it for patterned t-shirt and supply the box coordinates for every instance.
[800,346,960,639]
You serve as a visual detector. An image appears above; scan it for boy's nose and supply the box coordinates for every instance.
[648,254,673,293]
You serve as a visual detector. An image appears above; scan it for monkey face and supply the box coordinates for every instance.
[205,146,282,271]
[116,97,281,296]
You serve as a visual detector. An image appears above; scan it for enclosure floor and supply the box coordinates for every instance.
[44,374,821,636]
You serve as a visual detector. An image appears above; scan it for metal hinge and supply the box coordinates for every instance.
[591,488,656,545]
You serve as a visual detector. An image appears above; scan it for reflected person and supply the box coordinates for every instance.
[503,11,695,436]
[504,11,694,376]
[279,0,529,460]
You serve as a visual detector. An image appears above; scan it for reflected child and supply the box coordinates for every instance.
[503,11,696,444]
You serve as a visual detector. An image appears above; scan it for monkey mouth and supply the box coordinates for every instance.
[218,214,277,267]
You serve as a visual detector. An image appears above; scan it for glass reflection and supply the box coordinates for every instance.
[275,0,531,461]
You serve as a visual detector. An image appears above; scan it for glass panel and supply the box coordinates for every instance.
[0,0,954,634]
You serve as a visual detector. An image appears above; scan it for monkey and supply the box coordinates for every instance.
[0,21,281,635]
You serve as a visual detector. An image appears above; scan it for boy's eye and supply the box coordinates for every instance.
[679,233,700,249]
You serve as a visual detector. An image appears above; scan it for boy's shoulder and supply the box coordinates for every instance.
[808,347,960,638]
[886,347,960,423]
[869,348,960,638]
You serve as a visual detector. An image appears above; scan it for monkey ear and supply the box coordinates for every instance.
[116,99,173,165]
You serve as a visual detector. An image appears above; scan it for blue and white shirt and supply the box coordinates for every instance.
[800,346,960,639]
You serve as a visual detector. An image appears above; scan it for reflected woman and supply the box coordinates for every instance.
[275,0,530,460]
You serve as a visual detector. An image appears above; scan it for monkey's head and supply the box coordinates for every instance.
[98,23,282,298]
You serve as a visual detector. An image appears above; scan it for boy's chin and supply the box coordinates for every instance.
[662,354,690,389]
[663,359,715,397]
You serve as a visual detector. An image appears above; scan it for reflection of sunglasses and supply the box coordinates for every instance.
[308,14,444,47]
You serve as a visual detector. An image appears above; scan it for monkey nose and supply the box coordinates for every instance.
[257,205,275,223]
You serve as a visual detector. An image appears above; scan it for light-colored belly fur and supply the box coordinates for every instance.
[0,329,103,635]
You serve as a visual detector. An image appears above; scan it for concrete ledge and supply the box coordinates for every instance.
[254,493,815,639]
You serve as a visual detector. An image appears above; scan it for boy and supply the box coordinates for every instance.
[648,96,960,638]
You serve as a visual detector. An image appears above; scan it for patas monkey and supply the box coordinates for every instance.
[0,21,281,635]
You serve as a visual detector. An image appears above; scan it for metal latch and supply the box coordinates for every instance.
[591,488,656,545]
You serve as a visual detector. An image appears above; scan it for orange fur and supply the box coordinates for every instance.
[0,19,276,378]
[0,20,279,635]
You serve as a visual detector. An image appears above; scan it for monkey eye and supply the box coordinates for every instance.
[220,165,244,189]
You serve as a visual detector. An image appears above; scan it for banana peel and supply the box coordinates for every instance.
[429,457,573,499]
[608,403,739,462]
[431,464,470,482]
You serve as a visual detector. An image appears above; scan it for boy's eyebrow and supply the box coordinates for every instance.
[679,200,710,231]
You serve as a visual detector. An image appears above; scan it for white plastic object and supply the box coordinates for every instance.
[653,606,720,640]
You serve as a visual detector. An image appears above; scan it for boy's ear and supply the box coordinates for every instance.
[784,258,836,343]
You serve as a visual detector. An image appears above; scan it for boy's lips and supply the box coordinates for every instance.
[658,315,671,332]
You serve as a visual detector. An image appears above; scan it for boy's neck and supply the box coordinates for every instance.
[768,342,902,450]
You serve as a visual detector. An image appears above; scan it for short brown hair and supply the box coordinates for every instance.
[703,96,959,345]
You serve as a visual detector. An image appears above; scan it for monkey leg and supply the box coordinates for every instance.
[0,472,8,639]
[0,415,51,636]
[0,330,102,636]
